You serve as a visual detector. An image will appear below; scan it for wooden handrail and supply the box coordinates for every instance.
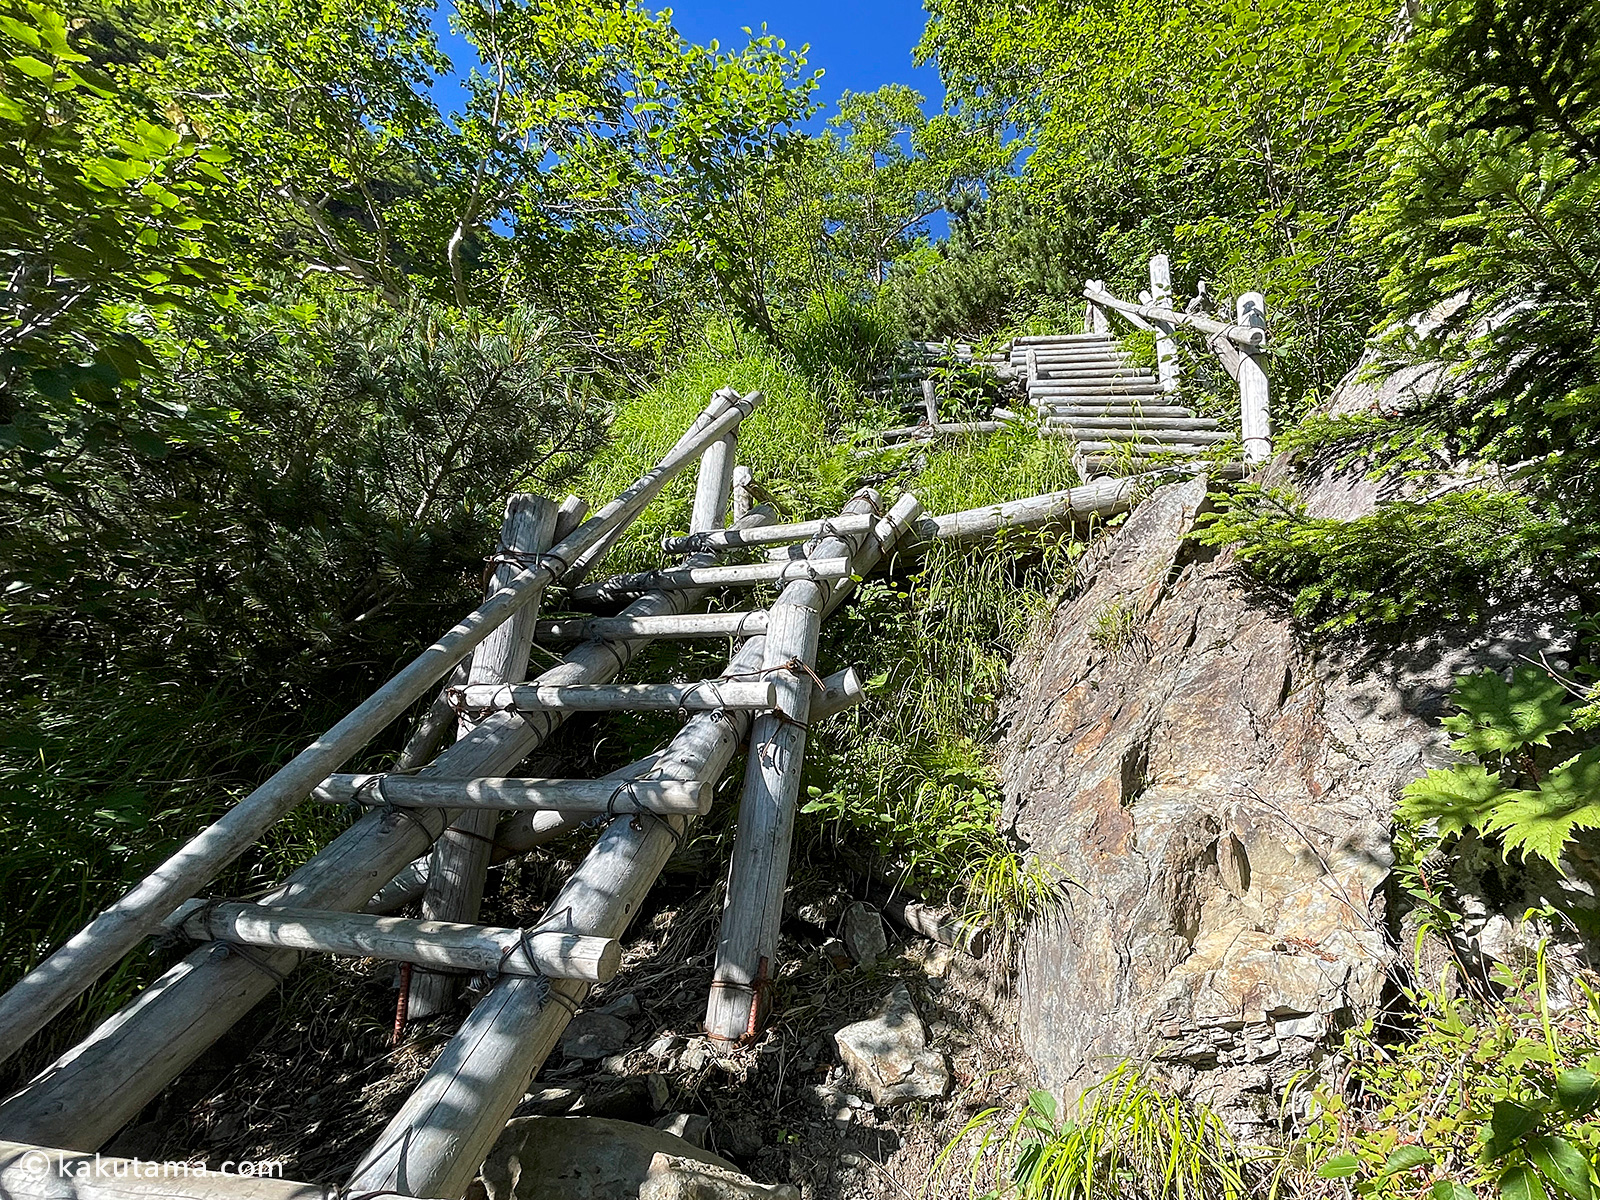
[1083,284,1266,348]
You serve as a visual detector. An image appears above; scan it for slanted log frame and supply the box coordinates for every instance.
[0,370,1170,1198]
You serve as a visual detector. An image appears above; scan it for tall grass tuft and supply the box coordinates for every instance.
[942,1064,1269,1200]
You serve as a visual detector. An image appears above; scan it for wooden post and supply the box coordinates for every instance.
[704,492,881,1042]
[920,378,938,426]
[1149,254,1180,394]
[0,389,760,1069]
[552,494,588,545]
[536,611,771,641]
[1237,292,1270,463]
[1026,348,1038,388]
[0,503,778,1149]
[1085,281,1109,335]
[410,495,557,1018]
[347,496,925,1200]
[691,431,737,534]
[731,465,754,525]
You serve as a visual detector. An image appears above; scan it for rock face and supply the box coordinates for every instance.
[1001,476,1408,1139]
[834,982,949,1106]
[481,1117,745,1200]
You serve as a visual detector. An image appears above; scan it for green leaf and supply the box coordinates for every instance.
[1320,1154,1362,1179]
[1400,763,1510,836]
[6,52,54,78]
[1527,1137,1592,1200]
[1486,1102,1542,1160]
[1503,1166,1551,1200]
[1556,1070,1600,1116]
[1483,749,1600,866]
[1443,667,1572,759]
[1382,1146,1435,1176]
[1434,1182,1477,1200]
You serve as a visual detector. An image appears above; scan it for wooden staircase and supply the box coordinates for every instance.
[1011,333,1234,475]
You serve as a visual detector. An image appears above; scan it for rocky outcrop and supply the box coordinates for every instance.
[1001,476,1408,1139]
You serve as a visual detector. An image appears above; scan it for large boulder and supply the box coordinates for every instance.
[481,1116,746,1200]
[1000,476,1406,1139]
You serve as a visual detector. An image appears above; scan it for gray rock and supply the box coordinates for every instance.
[1002,470,1539,1139]
[482,1117,738,1200]
[714,1115,764,1160]
[562,1012,634,1061]
[841,902,888,964]
[677,1040,713,1072]
[652,1113,711,1148]
[819,938,851,970]
[596,992,641,1019]
[834,982,949,1106]
[516,1086,581,1117]
[639,1153,800,1200]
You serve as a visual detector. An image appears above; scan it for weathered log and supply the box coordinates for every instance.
[661,514,875,555]
[568,557,852,603]
[314,775,708,815]
[905,477,1138,547]
[705,491,883,1041]
[412,493,557,1018]
[731,465,755,524]
[1044,426,1234,445]
[0,389,761,1068]
[452,680,776,713]
[1149,253,1180,394]
[1046,415,1223,431]
[872,421,1005,444]
[1044,436,1218,456]
[170,902,619,983]
[1042,405,1203,419]
[0,505,778,1148]
[535,611,771,641]
[552,494,588,544]
[1083,286,1266,348]
[1012,333,1115,345]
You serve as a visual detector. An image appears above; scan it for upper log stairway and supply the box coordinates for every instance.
[0,256,1270,1200]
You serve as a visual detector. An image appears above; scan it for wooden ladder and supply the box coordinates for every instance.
[0,385,1159,1200]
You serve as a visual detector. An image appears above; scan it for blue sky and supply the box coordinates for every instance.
[427,0,942,127]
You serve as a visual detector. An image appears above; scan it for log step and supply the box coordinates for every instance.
[1047,425,1234,445]
[1049,415,1225,431]
[535,611,770,641]
[454,680,778,712]
[1042,405,1199,418]
[169,900,622,982]
[570,557,852,602]
[1050,436,1219,455]
[315,774,710,814]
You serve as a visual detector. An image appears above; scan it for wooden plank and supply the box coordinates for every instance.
[412,493,558,1018]
[551,494,588,545]
[535,611,770,641]
[0,505,780,1149]
[1046,437,1217,455]
[920,378,938,425]
[661,514,875,555]
[1045,415,1223,431]
[314,775,708,815]
[1237,293,1271,463]
[0,389,762,1069]
[453,680,776,713]
[0,1141,354,1200]
[347,495,927,1200]
[171,902,619,983]
[568,557,852,603]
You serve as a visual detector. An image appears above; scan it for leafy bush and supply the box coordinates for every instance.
[1193,484,1557,632]
[1400,667,1598,867]
[1303,955,1600,1200]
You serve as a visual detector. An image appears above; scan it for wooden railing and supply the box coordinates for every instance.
[1084,254,1272,463]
